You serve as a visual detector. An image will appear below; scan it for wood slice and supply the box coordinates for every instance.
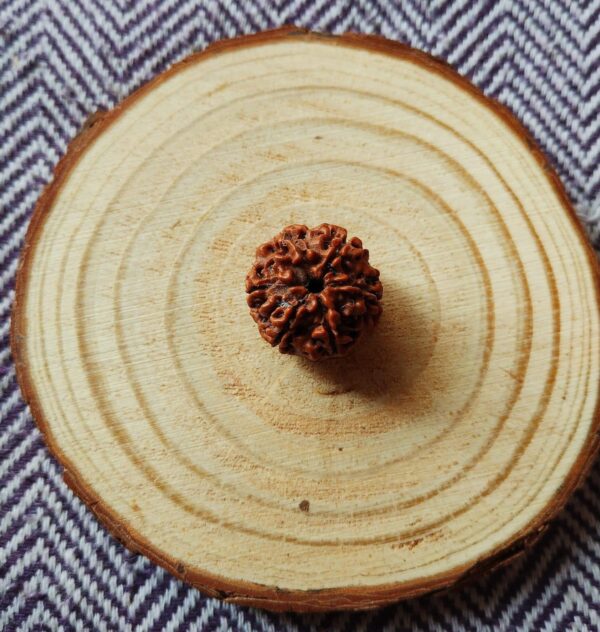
[12,29,600,611]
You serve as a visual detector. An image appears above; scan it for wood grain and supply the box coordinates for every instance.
[11,28,600,611]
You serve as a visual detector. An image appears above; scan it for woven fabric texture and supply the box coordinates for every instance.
[1,1,600,630]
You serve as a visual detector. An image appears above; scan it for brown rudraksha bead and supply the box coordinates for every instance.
[245,223,383,360]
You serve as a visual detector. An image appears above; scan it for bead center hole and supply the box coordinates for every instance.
[306,277,324,294]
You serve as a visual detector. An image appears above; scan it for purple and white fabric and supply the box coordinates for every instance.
[1,1,599,630]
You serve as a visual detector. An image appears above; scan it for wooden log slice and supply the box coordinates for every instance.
[11,28,600,611]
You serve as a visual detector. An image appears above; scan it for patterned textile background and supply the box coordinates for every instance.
[1,1,600,630]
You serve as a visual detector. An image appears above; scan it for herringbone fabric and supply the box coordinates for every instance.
[1,1,599,630]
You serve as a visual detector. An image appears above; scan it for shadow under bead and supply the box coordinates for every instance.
[245,223,383,360]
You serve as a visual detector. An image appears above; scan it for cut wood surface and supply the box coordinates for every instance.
[12,29,600,611]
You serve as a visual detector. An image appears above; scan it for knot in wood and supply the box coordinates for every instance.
[246,223,383,360]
